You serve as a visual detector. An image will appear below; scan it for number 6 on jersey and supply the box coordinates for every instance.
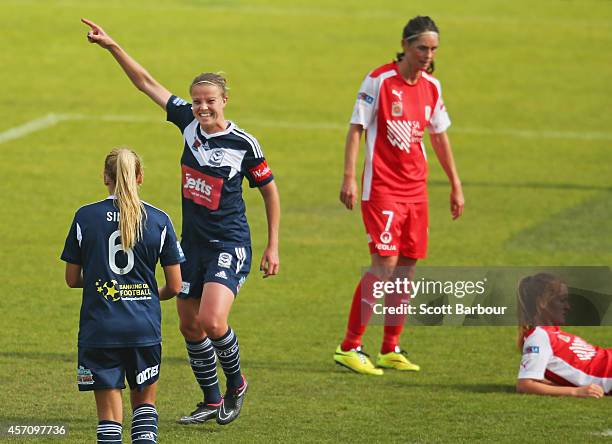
[108,230,134,275]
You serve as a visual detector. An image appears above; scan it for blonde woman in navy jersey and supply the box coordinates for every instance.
[61,148,184,444]
[81,19,281,425]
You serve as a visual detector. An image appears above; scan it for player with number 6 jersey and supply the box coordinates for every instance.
[335,16,464,376]
[81,18,281,426]
[61,148,184,444]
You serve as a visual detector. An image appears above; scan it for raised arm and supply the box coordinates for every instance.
[429,131,464,219]
[258,181,280,278]
[339,124,363,210]
[81,18,171,110]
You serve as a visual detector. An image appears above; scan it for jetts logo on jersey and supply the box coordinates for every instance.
[391,89,403,116]
[386,120,424,153]
[182,165,223,210]
[248,160,272,183]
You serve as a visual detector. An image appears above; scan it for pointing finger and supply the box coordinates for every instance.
[81,18,97,29]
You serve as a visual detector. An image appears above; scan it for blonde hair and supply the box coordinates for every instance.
[104,148,146,250]
[516,273,565,350]
[190,72,228,96]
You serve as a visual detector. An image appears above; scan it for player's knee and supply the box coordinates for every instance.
[178,318,204,341]
[199,316,226,339]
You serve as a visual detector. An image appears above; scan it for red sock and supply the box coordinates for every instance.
[341,272,379,351]
[381,289,409,354]
[381,325,403,354]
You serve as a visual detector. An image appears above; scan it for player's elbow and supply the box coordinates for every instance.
[65,264,83,288]
[65,276,81,288]
[168,282,182,296]
[516,379,532,394]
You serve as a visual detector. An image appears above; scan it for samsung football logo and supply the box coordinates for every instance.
[183,172,213,196]
[96,279,121,302]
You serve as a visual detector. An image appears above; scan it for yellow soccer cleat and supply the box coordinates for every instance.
[376,348,420,371]
[334,345,384,376]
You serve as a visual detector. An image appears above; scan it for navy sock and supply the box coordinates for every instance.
[97,420,121,444]
[211,327,243,389]
[186,337,222,404]
[131,403,158,443]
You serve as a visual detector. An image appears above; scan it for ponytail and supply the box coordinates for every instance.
[516,273,564,351]
[104,148,146,250]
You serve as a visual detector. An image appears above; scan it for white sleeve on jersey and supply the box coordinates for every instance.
[427,86,451,134]
[518,327,553,380]
[350,73,380,129]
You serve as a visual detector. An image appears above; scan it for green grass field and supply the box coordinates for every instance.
[1,0,611,442]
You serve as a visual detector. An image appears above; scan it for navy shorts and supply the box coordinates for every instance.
[77,344,161,392]
[178,243,251,298]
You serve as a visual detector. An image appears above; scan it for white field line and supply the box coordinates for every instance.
[0,113,66,144]
[2,113,612,145]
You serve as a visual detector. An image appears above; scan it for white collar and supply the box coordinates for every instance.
[198,120,236,139]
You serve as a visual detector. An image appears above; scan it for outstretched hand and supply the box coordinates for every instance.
[81,18,116,49]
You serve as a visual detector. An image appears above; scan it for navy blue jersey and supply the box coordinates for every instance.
[166,95,274,247]
[61,197,185,348]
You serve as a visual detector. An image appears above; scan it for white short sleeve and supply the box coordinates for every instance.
[517,327,553,380]
[350,73,380,130]
[427,93,451,134]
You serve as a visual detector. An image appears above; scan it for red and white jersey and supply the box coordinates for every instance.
[518,326,612,394]
[350,62,450,203]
